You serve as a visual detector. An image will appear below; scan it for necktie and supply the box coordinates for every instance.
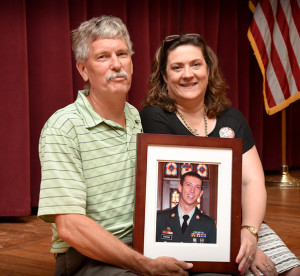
[181,215,189,233]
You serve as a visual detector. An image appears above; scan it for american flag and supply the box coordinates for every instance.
[247,0,300,115]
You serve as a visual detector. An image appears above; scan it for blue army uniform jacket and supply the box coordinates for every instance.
[156,205,216,243]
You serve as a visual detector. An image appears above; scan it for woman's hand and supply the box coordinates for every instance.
[236,228,257,274]
[250,248,277,276]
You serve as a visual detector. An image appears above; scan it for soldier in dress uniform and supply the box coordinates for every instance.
[156,171,216,243]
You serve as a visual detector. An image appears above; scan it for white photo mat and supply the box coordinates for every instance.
[143,145,233,262]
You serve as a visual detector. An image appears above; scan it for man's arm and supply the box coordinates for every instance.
[55,214,192,276]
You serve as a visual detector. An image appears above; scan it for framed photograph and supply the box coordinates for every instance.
[133,133,242,273]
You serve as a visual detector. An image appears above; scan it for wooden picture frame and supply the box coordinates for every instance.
[133,133,242,273]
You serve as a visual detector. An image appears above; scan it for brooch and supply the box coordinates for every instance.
[219,127,235,138]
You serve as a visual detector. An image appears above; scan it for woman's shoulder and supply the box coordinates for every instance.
[140,105,178,134]
[140,105,170,116]
[140,105,175,122]
[219,107,249,125]
[220,106,244,117]
[216,107,255,152]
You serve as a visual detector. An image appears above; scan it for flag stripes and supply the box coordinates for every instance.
[248,0,300,115]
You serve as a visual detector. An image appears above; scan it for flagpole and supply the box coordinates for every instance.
[265,109,300,187]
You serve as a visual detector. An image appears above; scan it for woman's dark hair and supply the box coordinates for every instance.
[142,34,231,118]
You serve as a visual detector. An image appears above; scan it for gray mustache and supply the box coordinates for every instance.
[106,71,128,81]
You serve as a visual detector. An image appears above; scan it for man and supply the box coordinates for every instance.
[156,171,216,243]
[38,15,192,275]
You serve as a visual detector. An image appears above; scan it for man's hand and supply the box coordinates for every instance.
[249,248,277,276]
[55,214,192,275]
[143,256,193,276]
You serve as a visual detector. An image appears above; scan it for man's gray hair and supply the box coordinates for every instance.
[71,15,134,62]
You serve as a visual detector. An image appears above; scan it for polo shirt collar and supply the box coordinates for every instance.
[74,89,103,128]
[75,89,140,129]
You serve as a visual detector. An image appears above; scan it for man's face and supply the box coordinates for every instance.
[178,175,203,208]
[77,38,133,97]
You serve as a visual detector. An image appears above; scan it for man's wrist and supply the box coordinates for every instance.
[132,253,154,276]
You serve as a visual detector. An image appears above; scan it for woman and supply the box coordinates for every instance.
[140,34,300,276]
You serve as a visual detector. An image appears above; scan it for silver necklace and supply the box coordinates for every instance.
[177,105,208,137]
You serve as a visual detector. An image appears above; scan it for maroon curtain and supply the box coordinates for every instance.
[1,0,299,216]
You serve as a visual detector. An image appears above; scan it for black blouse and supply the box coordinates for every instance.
[140,106,255,154]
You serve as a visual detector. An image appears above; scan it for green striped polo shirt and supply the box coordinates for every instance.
[38,89,142,253]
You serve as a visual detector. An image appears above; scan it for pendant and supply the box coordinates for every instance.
[194,129,199,135]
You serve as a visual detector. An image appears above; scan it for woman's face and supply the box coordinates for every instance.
[163,45,209,104]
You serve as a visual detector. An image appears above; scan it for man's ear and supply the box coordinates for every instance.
[177,183,182,193]
[76,61,89,82]
[199,190,204,200]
